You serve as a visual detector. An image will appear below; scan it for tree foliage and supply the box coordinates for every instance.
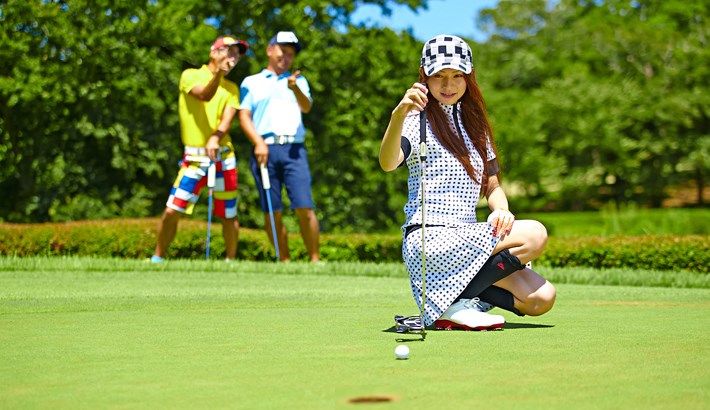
[0,0,706,231]
[477,0,709,209]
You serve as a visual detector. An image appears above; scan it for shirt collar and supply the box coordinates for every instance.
[262,68,291,79]
[439,101,461,116]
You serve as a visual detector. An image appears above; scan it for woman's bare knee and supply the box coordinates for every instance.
[519,282,556,316]
[497,220,548,262]
[528,220,548,259]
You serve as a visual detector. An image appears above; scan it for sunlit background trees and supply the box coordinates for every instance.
[1,0,707,231]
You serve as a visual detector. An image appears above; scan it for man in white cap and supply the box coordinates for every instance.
[152,35,248,263]
[239,31,321,262]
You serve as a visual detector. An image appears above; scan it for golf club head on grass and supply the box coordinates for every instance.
[394,315,426,342]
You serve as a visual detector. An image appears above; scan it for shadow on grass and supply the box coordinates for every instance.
[382,326,428,343]
[382,322,554,336]
[505,322,555,329]
[394,336,427,343]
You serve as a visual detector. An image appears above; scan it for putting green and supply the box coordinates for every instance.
[1,261,708,409]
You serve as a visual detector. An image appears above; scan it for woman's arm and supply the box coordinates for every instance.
[379,83,428,172]
[485,175,515,238]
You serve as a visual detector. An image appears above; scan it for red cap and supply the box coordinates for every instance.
[211,36,248,54]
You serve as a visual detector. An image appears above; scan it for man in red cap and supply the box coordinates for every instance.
[151,35,248,263]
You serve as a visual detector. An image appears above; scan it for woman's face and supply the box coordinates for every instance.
[427,68,467,105]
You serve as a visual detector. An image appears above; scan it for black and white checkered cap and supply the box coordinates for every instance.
[421,34,473,76]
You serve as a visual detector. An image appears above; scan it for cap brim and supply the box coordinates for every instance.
[223,42,247,54]
[273,42,301,53]
[424,62,472,76]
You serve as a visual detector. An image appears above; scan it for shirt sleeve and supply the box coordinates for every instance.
[485,136,496,161]
[296,76,312,102]
[485,136,499,175]
[179,69,200,95]
[400,111,421,163]
[398,137,411,168]
[486,158,500,176]
[239,78,253,111]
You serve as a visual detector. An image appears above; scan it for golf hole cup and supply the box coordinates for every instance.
[395,344,409,360]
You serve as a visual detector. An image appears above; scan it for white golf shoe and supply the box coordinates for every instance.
[435,298,505,331]
[477,300,494,312]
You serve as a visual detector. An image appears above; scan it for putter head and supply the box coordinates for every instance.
[394,315,424,334]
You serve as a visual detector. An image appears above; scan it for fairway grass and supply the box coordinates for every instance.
[1,258,708,409]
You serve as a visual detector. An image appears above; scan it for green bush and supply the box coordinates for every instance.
[0,219,404,263]
[0,219,707,272]
[539,235,709,273]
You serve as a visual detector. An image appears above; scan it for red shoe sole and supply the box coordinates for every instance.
[434,319,504,331]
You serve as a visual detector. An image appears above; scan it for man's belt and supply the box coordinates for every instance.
[263,135,300,145]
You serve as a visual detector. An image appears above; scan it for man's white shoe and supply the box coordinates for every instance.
[435,298,505,331]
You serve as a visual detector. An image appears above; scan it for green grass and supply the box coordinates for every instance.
[519,207,710,237]
[358,208,710,237]
[1,257,709,409]
[377,207,709,237]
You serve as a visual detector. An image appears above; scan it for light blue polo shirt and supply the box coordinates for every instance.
[239,69,311,143]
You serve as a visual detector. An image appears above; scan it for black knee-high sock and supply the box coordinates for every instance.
[479,286,523,316]
[455,249,525,302]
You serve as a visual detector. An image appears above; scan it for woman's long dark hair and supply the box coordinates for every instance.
[419,68,498,189]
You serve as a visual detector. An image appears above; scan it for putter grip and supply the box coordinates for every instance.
[260,163,271,189]
[207,164,216,188]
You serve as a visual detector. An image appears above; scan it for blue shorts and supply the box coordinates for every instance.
[250,143,315,212]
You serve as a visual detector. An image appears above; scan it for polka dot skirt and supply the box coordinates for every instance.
[403,225,498,326]
[399,102,499,326]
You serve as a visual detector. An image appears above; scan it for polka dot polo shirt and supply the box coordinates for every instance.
[401,101,496,229]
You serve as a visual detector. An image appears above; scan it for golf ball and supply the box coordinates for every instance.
[395,344,409,360]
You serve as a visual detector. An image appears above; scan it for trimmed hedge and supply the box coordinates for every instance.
[539,235,709,273]
[0,219,403,262]
[0,219,707,272]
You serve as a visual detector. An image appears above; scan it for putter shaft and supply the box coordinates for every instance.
[260,163,280,260]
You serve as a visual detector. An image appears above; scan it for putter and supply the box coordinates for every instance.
[394,106,428,341]
[260,162,280,261]
[418,107,428,340]
[205,158,216,260]
[184,154,216,259]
